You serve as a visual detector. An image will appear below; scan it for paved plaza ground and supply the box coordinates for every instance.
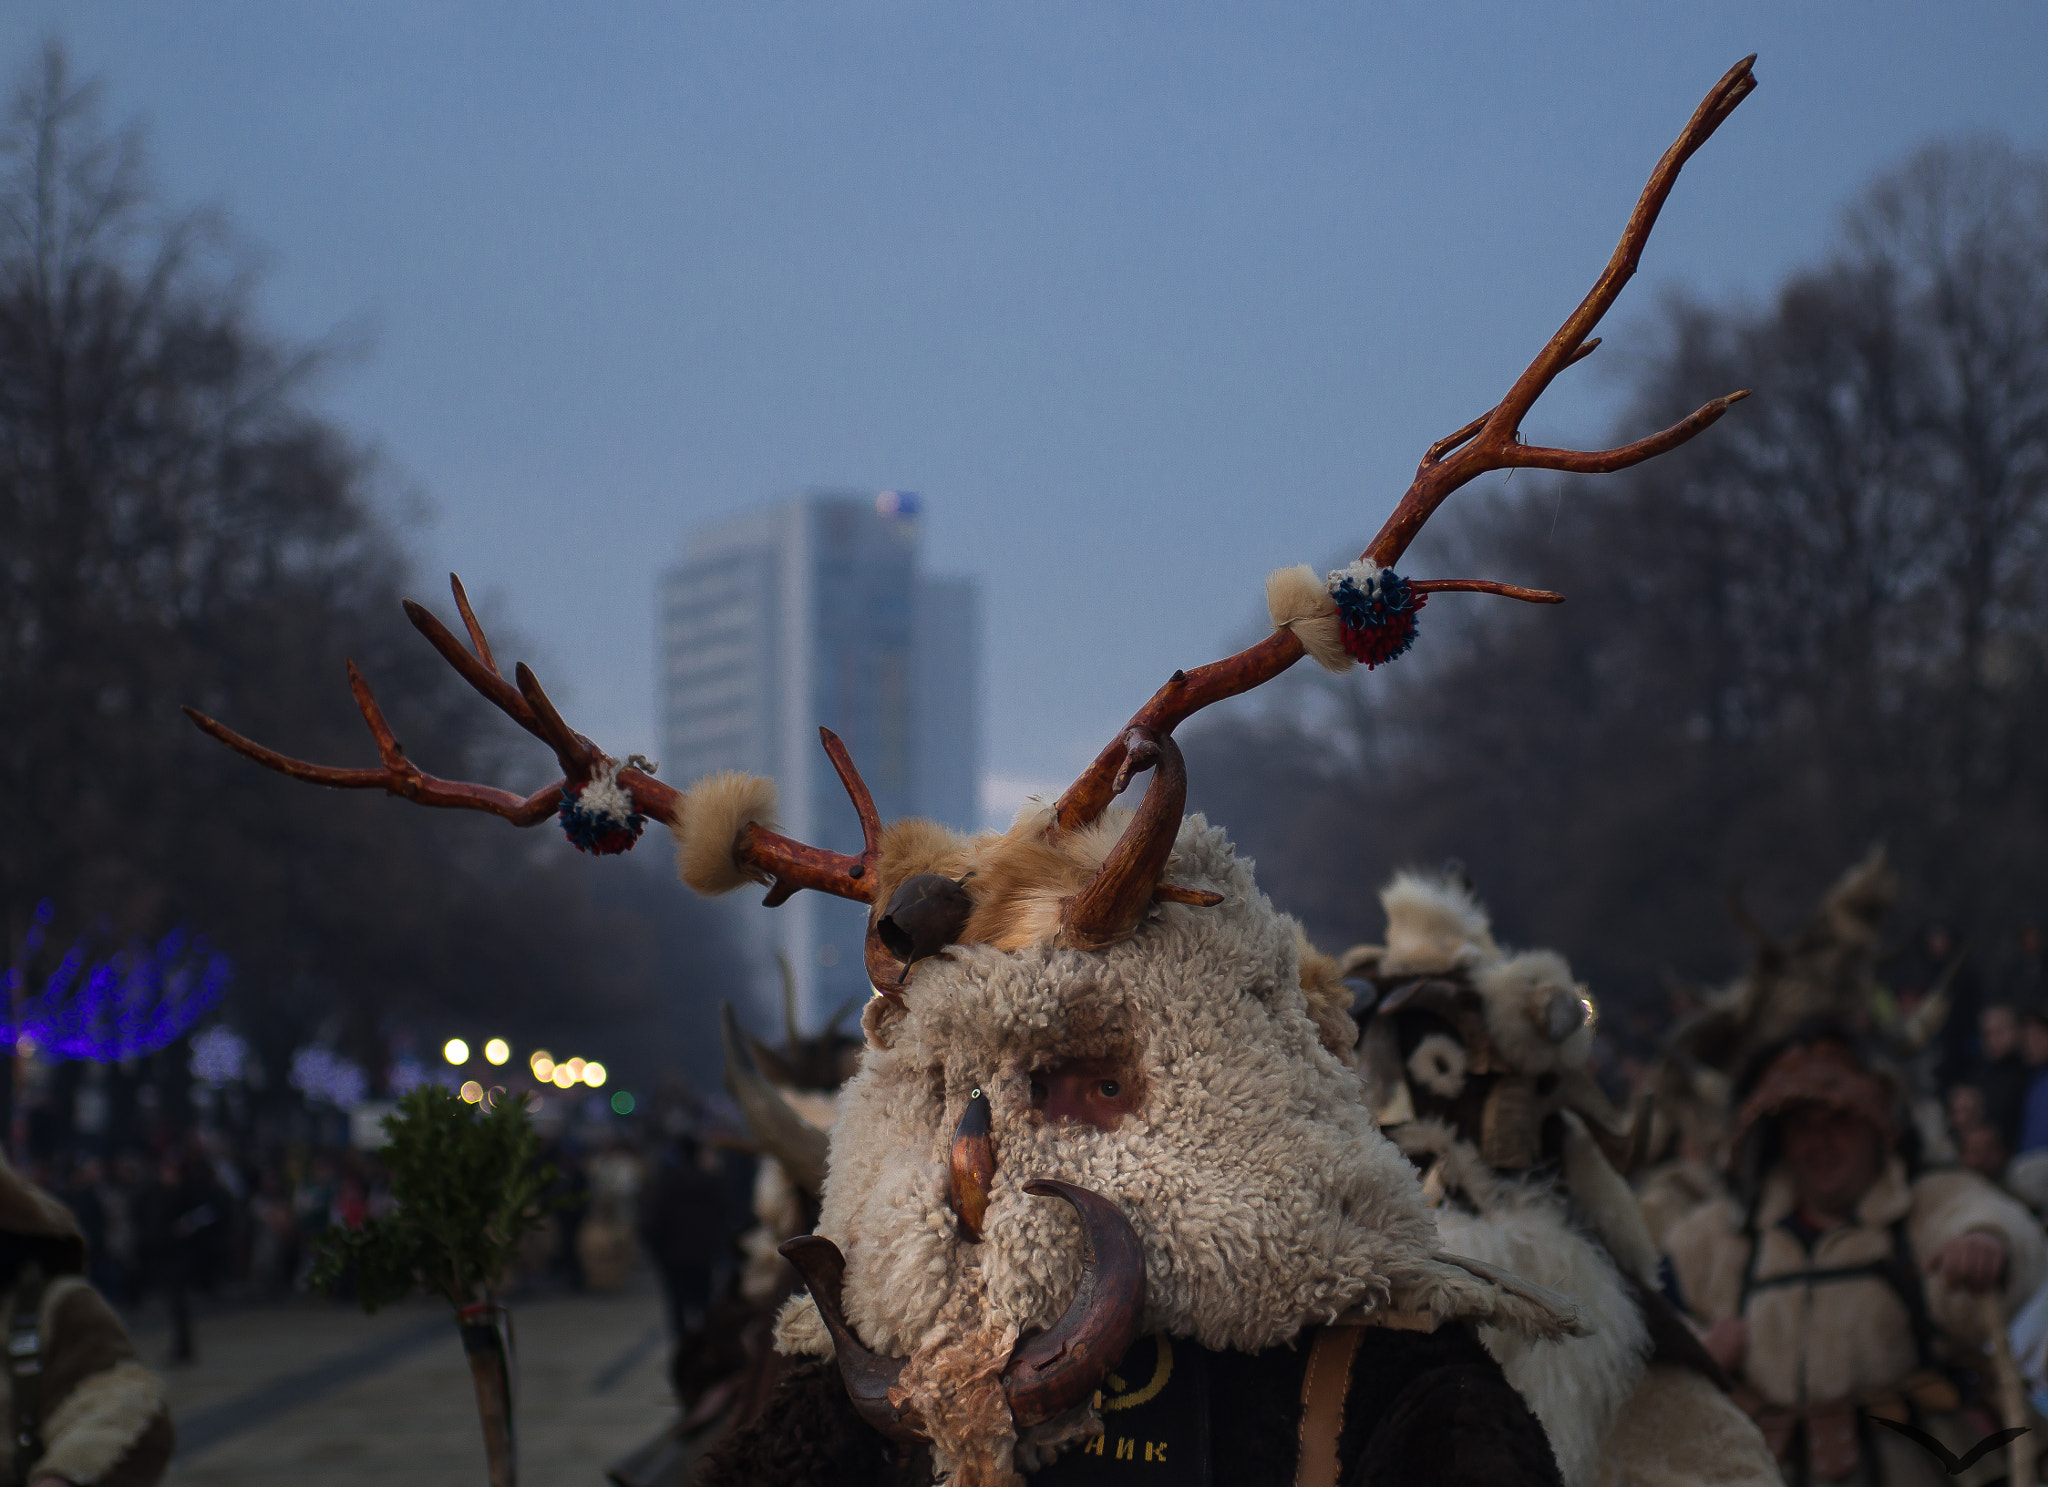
[134,1273,681,1486]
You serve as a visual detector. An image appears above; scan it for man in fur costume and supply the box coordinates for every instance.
[1639,848,1954,1244]
[183,55,1764,1487]
[1663,1024,2045,1487]
[1345,870,1779,1487]
[0,1154,172,1487]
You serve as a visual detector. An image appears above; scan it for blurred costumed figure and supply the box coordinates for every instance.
[0,1153,173,1486]
[1664,1025,2043,1487]
[1346,868,1778,1487]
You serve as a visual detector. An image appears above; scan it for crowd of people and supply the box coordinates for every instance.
[1946,963,2048,1205]
[6,1110,754,1369]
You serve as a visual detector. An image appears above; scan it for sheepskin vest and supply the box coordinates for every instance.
[0,1275,172,1487]
[1665,1161,2047,1485]
[1666,1161,2046,1408]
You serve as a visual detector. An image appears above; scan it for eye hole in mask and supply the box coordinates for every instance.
[1028,1058,1141,1132]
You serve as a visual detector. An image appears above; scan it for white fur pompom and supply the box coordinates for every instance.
[670,771,779,895]
[1266,564,1353,673]
[1378,872,1499,976]
[576,762,637,825]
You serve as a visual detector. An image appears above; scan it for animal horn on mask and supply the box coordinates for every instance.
[778,1178,1146,1443]
[1057,728,1207,951]
[722,1002,831,1199]
[776,1235,922,1444]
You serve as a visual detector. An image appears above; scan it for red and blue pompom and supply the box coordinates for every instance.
[558,770,646,855]
[1328,564,1426,669]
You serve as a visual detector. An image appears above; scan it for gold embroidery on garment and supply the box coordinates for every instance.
[1100,1335,1173,1412]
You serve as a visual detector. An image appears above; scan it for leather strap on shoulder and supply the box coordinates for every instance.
[1296,1325,1366,1487]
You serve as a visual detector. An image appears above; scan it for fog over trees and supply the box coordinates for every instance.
[1189,136,2048,1032]
[7,42,2045,1118]
[0,47,741,1125]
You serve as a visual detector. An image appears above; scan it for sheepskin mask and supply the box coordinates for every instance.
[741,809,1578,1486]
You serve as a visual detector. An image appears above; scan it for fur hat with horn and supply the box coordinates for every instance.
[1347,868,1651,1184]
[1647,847,1957,1169]
[1344,872,1780,1487]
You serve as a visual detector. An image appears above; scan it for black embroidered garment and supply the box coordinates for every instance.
[692,1324,1563,1487]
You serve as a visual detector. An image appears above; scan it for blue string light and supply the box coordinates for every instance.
[5,905,234,1063]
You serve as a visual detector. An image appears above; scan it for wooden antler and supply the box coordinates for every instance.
[187,573,682,841]
[739,728,882,906]
[189,576,884,892]
[1054,56,1757,833]
[1362,55,1756,569]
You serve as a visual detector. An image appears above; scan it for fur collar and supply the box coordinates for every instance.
[1752,1156,1912,1232]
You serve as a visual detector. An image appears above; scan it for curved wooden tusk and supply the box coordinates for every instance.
[777,1235,924,1445]
[1001,1179,1147,1428]
[1059,731,1188,952]
[948,1088,996,1242]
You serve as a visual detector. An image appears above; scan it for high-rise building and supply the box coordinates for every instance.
[658,490,980,1029]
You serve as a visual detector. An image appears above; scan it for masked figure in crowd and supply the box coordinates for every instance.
[1347,869,1779,1487]
[1663,1025,2045,1487]
[0,1154,173,1487]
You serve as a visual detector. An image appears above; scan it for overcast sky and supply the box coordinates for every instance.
[7,4,2047,821]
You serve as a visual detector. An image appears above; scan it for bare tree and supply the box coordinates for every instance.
[1189,135,2048,1031]
[0,46,733,1127]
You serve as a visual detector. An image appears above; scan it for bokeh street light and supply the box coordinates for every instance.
[550,1064,575,1089]
[459,1080,483,1103]
[484,1038,510,1066]
[443,1038,469,1066]
[583,1061,607,1088]
[529,1050,555,1081]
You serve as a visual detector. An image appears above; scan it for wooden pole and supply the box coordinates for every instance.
[1981,1291,2037,1487]
[461,1308,517,1487]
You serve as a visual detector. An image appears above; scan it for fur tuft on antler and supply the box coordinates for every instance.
[674,774,780,894]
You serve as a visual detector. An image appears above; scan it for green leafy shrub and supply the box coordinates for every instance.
[310,1085,557,1313]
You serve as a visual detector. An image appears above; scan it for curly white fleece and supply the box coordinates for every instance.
[779,816,1577,1484]
[36,1360,163,1485]
[1396,1122,1649,1487]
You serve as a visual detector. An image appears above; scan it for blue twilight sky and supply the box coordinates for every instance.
[6,5,2047,819]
